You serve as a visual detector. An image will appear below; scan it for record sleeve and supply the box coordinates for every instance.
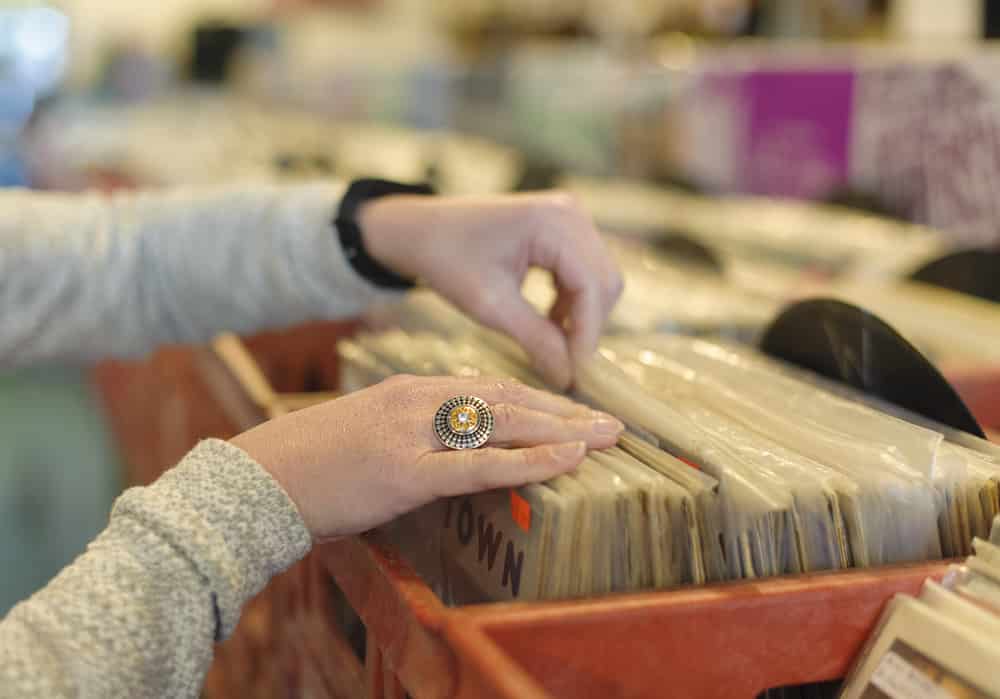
[840,596,1000,699]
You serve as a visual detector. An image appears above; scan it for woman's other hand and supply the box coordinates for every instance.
[359,192,623,390]
[230,375,624,541]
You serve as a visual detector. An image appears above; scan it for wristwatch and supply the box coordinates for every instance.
[335,178,435,290]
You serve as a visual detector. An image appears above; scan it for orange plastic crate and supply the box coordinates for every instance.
[318,536,948,699]
[229,333,975,698]
[446,561,950,698]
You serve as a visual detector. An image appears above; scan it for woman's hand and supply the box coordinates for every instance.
[230,374,624,541]
[359,192,623,390]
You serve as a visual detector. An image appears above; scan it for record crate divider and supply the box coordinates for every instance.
[205,332,955,699]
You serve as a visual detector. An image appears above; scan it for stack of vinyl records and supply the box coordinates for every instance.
[339,315,1000,605]
[382,248,780,344]
[560,175,946,281]
[528,239,779,339]
[560,176,1000,372]
[839,517,1000,699]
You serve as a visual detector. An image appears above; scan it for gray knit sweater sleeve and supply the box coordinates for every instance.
[0,439,312,698]
[0,181,397,366]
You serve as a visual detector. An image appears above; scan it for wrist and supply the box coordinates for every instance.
[230,428,318,537]
[336,178,434,290]
[358,195,434,281]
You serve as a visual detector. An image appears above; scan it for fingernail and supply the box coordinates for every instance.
[550,441,585,460]
[593,416,625,435]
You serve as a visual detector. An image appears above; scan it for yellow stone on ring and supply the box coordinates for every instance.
[448,405,480,434]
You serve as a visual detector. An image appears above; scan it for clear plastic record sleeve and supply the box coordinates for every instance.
[543,476,585,598]
[567,461,618,595]
[576,355,793,580]
[605,345,852,573]
[337,327,999,605]
[603,336,945,566]
[658,335,1000,555]
[617,432,719,583]
[586,452,652,590]
[593,447,696,587]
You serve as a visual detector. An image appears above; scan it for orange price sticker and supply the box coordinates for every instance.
[510,489,531,532]
[677,456,701,471]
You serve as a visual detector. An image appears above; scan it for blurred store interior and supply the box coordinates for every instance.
[3,0,1000,657]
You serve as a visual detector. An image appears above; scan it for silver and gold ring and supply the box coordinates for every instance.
[434,395,494,450]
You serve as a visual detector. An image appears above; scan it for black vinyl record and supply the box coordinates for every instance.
[759,298,984,437]
[909,249,1000,303]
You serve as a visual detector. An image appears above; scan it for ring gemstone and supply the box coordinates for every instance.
[448,405,479,434]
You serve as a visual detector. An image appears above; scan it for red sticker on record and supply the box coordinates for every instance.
[677,456,701,470]
[510,490,531,532]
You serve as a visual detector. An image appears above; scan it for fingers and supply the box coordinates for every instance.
[420,441,587,497]
[472,290,574,389]
[599,262,625,323]
[461,377,595,418]
[488,403,623,449]
[528,196,624,380]
[545,248,604,371]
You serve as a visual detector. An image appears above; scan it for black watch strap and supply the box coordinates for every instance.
[336,178,434,290]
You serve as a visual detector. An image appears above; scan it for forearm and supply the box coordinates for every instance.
[0,440,311,698]
[0,182,392,366]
